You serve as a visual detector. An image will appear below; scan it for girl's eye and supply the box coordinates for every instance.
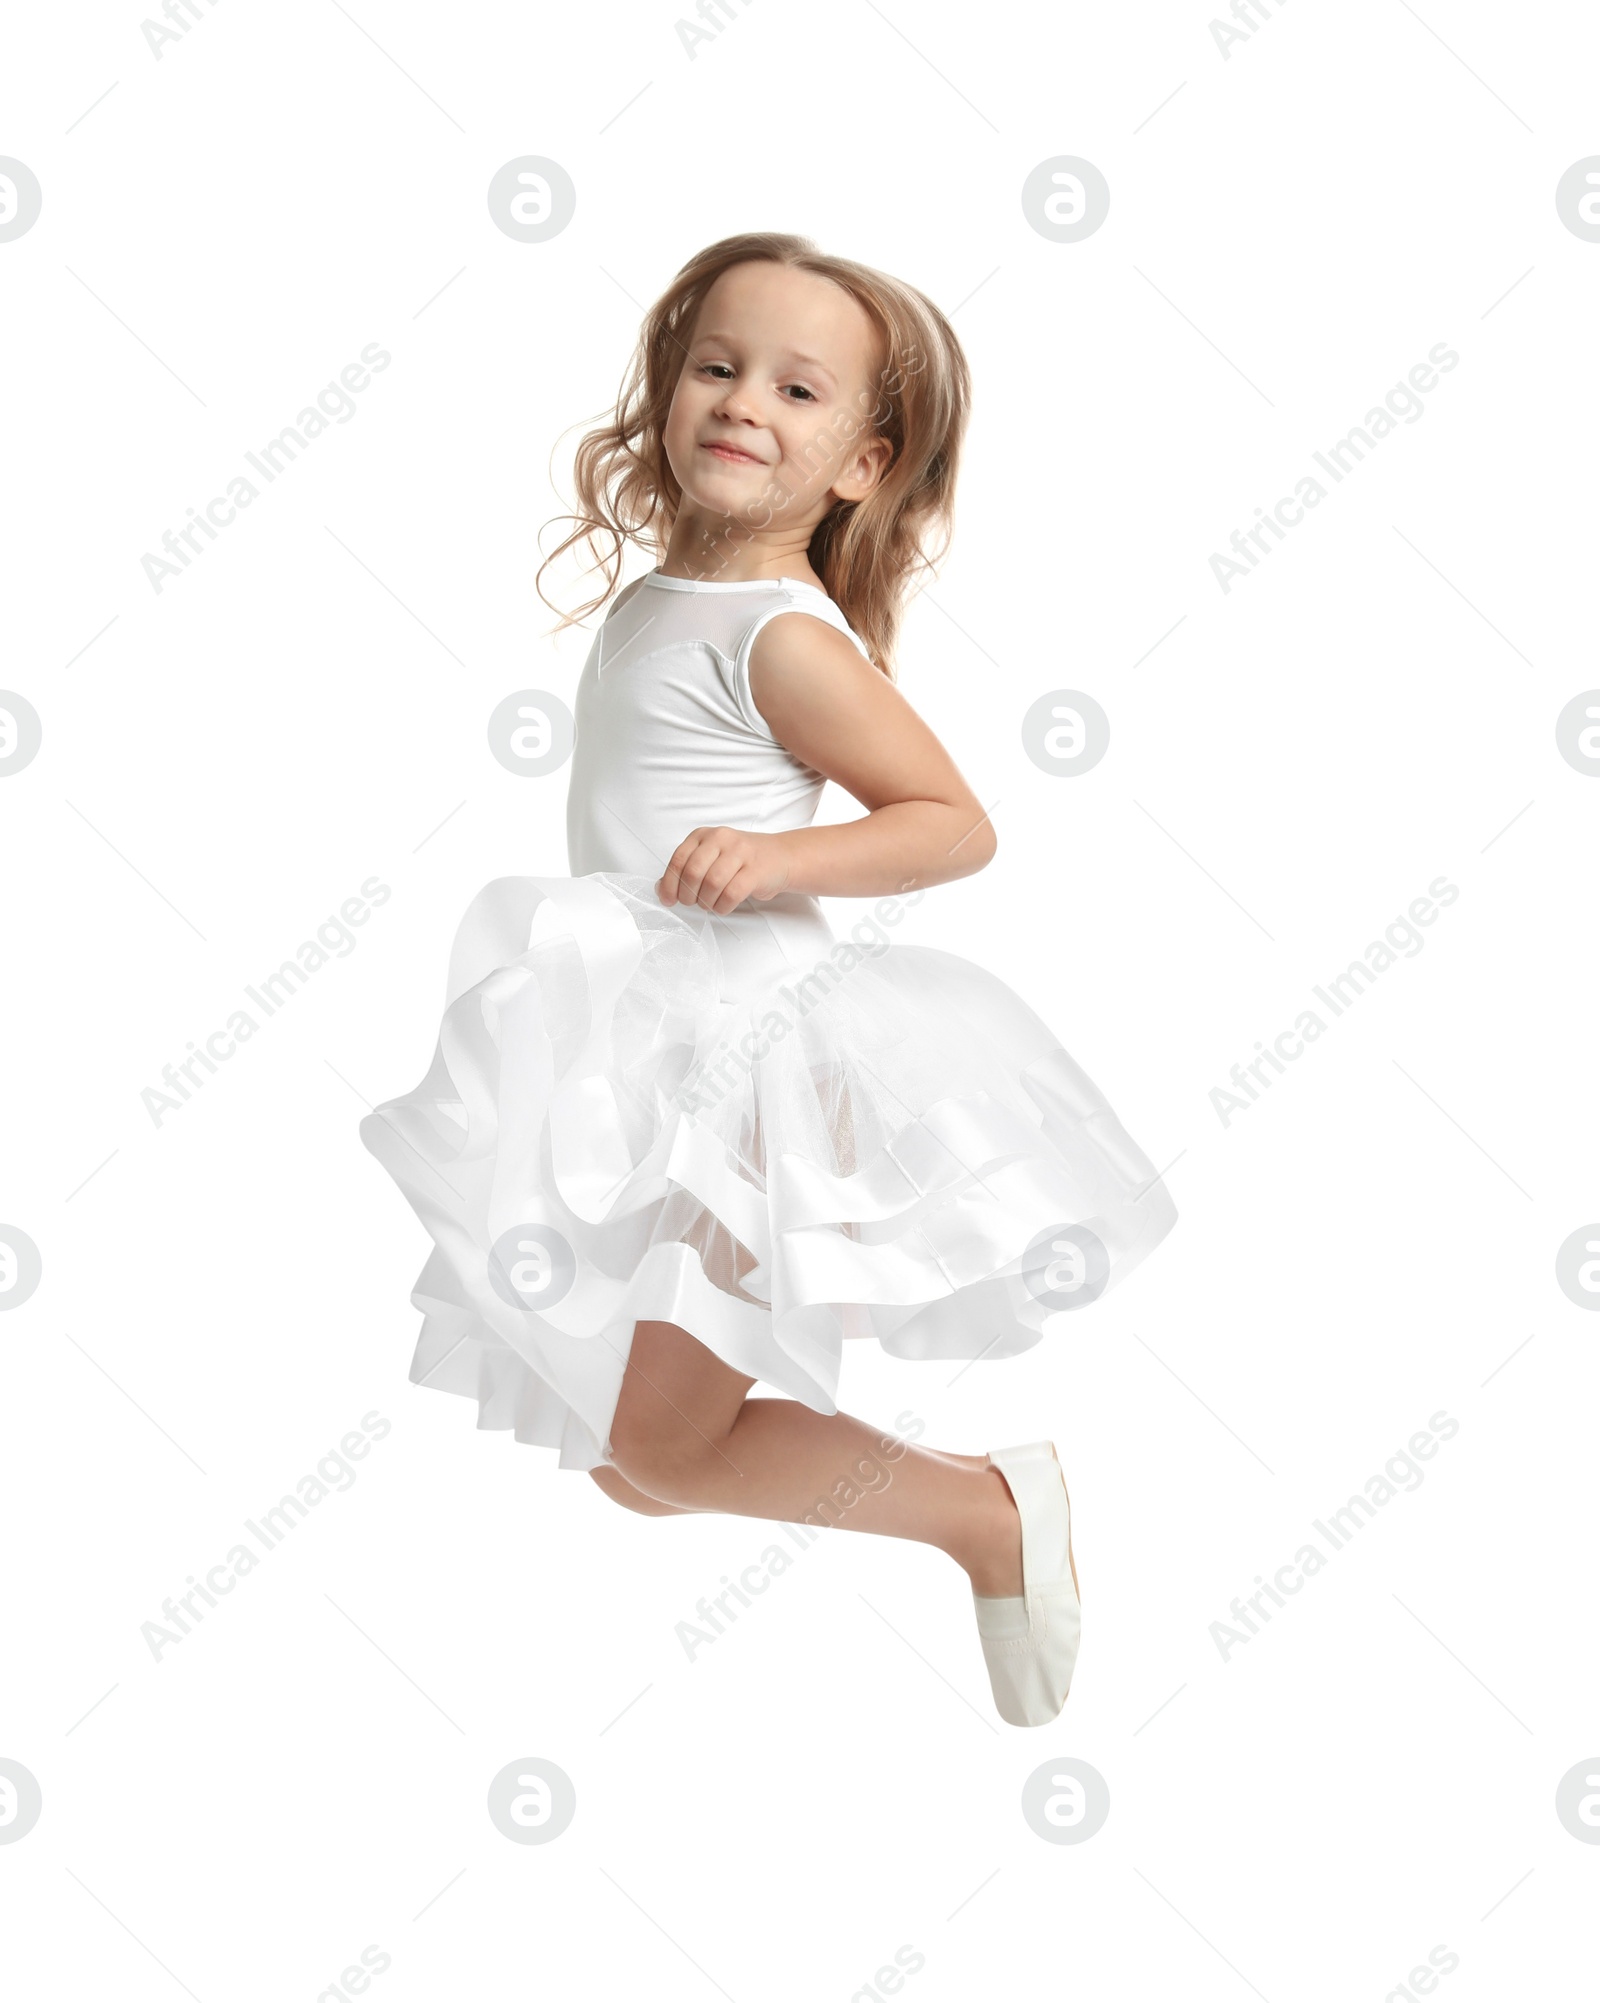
[696,363,815,402]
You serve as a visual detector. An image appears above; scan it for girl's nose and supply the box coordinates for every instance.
[712,379,759,424]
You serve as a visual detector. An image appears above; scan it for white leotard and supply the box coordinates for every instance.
[566,569,871,974]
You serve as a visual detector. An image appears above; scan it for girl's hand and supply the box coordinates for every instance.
[657,827,793,914]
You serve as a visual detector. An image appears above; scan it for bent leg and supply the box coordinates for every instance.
[587,1465,696,1518]
[608,1320,1023,1593]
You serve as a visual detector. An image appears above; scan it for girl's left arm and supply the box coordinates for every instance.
[657,612,997,913]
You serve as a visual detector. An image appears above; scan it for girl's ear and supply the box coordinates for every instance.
[831,432,894,506]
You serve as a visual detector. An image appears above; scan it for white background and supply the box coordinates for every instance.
[3,1,1598,1997]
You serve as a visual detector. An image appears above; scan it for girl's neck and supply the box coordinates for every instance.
[658,509,824,590]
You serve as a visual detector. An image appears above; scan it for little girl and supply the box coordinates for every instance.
[361,231,1177,1727]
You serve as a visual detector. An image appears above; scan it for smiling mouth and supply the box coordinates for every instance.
[701,442,764,466]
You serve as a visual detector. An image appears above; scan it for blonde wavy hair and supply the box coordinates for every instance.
[535,232,971,678]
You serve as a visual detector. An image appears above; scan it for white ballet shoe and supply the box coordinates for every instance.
[972,1441,1081,1728]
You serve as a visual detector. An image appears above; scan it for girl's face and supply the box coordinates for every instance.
[662,261,893,538]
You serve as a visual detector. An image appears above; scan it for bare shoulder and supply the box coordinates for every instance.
[748,608,886,721]
[742,601,984,817]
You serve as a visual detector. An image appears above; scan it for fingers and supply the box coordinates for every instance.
[697,849,751,913]
[698,851,748,913]
[655,837,690,906]
[657,829,752,913]
[664,830,717,908]
[656,828,709,906]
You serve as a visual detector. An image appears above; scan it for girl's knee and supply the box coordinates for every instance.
[608,1320,748,1503]
[587,1464,686,1518]
[606,1412,723,1507]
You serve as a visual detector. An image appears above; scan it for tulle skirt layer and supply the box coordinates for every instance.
[359,874,1177,1470]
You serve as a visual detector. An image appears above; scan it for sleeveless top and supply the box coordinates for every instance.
[565,570,871,970]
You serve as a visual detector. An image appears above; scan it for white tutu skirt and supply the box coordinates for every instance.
[359,874,1177,1470]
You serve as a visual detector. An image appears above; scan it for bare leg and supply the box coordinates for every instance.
[589,1441,1001,1526]
[587,1465,696,1518]
[605,1320,1024,1596]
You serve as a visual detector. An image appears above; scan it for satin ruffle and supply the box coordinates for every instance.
[359,874,1178,1469]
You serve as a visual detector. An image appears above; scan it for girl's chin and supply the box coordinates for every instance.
[670,459,763,503]
[692,460,766,488]
[677,487,771,525]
